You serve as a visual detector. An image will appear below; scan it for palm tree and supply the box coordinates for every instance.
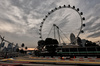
[20,43,25,54]
[25,47,28,50]
[25,47,28,54]
[21,43,24,48]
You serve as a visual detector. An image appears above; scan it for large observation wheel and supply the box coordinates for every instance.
[39,5,85,43]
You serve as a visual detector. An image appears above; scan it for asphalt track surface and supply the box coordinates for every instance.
[0,56,100,66]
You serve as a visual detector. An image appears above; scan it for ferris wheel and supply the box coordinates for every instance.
[39,5,85,44]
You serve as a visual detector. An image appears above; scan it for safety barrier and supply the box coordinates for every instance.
[1,56,100,65]
[69,57,100,62]
[0,63,22,66]
[29,56,100,62]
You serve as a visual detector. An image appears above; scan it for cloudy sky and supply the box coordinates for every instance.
[0,0,100,48]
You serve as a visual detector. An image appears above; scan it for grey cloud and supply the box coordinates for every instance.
[0,0,100,47]
[77,0,100,14]
[81,1,100,38]
[89,22,100,32]
[0,16,15,24]
[0,32,38,47]
[87,32,100,38]
[83,16,100,38]
[10,0,48,14]
[84,17,100,31]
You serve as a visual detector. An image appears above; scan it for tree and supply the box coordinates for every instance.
[24,47,27,54]
[20,49,24,53]
[25,47,27,49]
[21,43,25,47]
[16,48,19,52]
[25,47,28,50]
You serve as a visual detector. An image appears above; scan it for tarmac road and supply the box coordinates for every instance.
[1,55,100,66]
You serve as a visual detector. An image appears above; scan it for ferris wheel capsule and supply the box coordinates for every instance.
[39,36,42,38]
[43,18,45,21]
[83,24,85,27]
[81,30,84,33]
[80,12,83,15]
[40,25,42,28]
[73,6,75,9]
[45,15,48,18]
[39,29,41,31]
[55,7,57,10]
[82,17,85,20]
[63,5,66,7]
[48,12,51,15]
[51,10,54,12]
[41,22,44,24]
[77,8,79,11]
[59,6,62,8]
[68,5,70,7]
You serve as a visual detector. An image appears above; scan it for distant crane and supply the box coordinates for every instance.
[0,35,19,58]
[0,35,14,44]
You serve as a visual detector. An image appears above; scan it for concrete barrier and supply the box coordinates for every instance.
[0,62,22,66]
